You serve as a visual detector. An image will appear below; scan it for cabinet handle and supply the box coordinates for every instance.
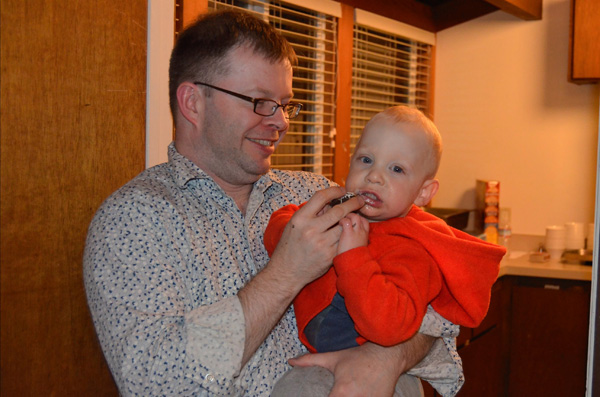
[544,284,560,290]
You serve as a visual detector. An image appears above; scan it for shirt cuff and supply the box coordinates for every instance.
[184,296,245,394]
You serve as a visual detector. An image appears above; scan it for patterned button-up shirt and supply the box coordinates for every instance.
[84,143,463,396]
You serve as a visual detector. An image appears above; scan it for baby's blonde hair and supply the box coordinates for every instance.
[364,105,443,179]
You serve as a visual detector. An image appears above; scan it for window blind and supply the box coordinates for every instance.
[208,0,338,178]
[350,15,434,151]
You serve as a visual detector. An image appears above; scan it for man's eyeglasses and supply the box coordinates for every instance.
[194,82,303,119]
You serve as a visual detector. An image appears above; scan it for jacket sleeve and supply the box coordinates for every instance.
[333,239,443,346]
[407,210,505,328]
[391,207,506,328]
[263,204,301,256]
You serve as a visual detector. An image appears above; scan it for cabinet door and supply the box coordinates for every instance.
[508,281,590,396]
[570,0,600,82]
[457,277,510,396]
[458,327,505,396]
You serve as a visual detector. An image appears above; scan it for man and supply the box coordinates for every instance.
[84,9,462,396]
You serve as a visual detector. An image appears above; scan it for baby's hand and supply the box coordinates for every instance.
[337,213,369,255]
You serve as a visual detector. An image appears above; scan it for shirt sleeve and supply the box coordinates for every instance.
[83,193,246,396]
[263,204,301,256]
[408,305,465,397]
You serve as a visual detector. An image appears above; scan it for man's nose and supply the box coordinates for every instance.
[268,107,290,131]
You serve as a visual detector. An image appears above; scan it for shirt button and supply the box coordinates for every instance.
[205,373,216,383]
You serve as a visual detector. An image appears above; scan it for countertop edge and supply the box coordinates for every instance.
[498,256,592,281]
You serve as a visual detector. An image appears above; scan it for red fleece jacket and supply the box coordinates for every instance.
[264,204,506,353]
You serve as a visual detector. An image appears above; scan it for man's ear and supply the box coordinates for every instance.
[414,179,439,207]
[176,82,204,127]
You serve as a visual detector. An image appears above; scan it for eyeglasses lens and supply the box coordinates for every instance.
[255,100,301,119]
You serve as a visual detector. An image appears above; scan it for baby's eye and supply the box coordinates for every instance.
[392,165,404,174]
[359,156,372,164]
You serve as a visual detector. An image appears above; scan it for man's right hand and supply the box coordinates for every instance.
[238,187,363,366]
[270,186,364,285]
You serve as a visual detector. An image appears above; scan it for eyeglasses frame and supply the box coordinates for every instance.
[193,82,303,119]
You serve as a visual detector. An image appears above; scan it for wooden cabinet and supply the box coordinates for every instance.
[423,278,510,397]
[457,277,511,396]
[423,276,590,396]
[508,277,590,396]
[570,0,600,83]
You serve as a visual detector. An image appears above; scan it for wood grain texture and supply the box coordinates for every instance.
[571,0,600,81]
[1,0,147,394]
[484,0,542,19]
[508,281,590,396]
[333,3,354,185]
[182,0,208,28]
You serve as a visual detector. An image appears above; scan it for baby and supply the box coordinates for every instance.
[264,105,506,353]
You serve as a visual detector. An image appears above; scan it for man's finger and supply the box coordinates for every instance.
[301,187,346,215]
[289,352,335,372]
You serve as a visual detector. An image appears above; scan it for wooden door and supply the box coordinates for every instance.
[1,0,147,395]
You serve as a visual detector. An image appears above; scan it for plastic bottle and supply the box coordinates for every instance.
[498,207,512,253]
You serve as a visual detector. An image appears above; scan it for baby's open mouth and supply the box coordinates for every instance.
[358,191,381,206]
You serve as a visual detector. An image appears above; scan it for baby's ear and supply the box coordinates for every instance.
[414,179,439,207]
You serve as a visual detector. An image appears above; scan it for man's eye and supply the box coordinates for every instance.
[392,166,404,173]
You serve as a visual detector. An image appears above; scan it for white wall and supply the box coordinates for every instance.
[433,0,600,235]
[146,0,175,168]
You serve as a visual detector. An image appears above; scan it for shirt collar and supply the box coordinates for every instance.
[167,142,212,188]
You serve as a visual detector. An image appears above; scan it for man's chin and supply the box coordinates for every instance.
[253,159,271,175]
[243,161,271,181]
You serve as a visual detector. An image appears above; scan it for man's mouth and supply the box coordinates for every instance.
[248,138,274,147]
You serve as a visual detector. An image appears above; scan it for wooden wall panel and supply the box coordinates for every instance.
[333,3,354,185]
[1,0,147,395]
[182,0,208,27]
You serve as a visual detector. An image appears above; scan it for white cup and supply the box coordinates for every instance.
[547,248,564,261]
[565,222,585,250]
[546,225,566,238]
[565,222,585,237]
[545,225,565,250]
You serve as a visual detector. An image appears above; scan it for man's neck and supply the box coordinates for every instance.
[215,177,254,215]
[175,136,257,215]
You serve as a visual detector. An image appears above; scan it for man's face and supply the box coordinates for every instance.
[196,44,294,186]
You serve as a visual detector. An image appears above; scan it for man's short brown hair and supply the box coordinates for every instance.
[168,9,297,117]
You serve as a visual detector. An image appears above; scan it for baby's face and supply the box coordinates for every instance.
[345,120,434,221]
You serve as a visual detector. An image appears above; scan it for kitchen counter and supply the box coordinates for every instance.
[499,253,592,280]
[496,234,593,281]
[444,234,593,397]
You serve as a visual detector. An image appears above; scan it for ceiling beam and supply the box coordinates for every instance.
[432,0,498,31]
[484,0,542,20]
[338,0,437,31]
[336,0,541,33]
